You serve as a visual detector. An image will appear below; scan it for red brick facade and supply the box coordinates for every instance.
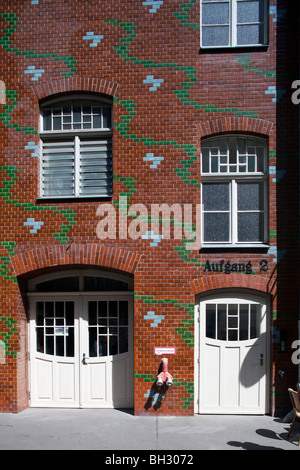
[0,0,299,415]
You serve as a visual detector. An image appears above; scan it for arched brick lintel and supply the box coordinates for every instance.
[11,244,141,277]
[30,76,119,101]
[190,273,274,297]
[196,116,274,139]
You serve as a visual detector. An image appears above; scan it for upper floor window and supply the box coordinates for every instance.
[200,0,268,48]
[201,135,268,247]
[39,96,113,199]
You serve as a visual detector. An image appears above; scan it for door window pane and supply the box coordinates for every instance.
[250,304,260,339]
[205,302,261,342]
[87,300,129,357]
[206,304,216,339]
[35,301,74,357]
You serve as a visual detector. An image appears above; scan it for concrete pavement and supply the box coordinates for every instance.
[0,408,299,451]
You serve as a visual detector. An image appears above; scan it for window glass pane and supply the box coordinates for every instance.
[46,335,54,355]
[45,302,54,317]
[66,302,74,326]
[119,301,128,325]
[237,0,263,23]
[53,116,61,130]
[43,110,51,130]
[202,3,229,25]
[119,327,128,353]
[206,304,216,339]
[248,155,255,172]
[202,26,229,47]
[217,304,227,340]
[109,336,118,356]
[204,213,230,242]
[102,107,112,128]
[239,304,249,340]
[256,147,264,172]
[99,337,107,356]
[238,183,263,210]
[250,304,260,339]
[98,301,107,317]
[238,138,246,154]
[202,183,230,211]
[36,302,44,326]
[238,212,263,242]
[73,106,81,123]
[93,114,101,128]
[211,155,218,172]
[89,327,97,357]
[228,304,238,317]
[55,301,64,318]
[83,276,128,291]
[237,24,263,45]
[109,301,118,317]
[88,301,97,325]
[66,327,74,357]
[36,328,44,353]
[63,105,71,114]
[228,330,238,341]
[55,335,64,357]
[35,276,79,292]
[82,105,91,115]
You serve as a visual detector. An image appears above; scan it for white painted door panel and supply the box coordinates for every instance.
[30,295,133,409]
[199,295,268,414]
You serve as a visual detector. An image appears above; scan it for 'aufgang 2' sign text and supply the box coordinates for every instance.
[203,259,268,275]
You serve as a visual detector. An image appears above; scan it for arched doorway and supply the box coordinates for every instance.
[195,291,270,414]
[28,269,134,408]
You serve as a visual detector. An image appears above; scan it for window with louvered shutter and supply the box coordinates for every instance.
[40,97,113,198]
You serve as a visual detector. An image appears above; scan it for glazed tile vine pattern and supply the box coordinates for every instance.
[0,3,278,403]
[0,316,18,359]
[0,12,77,77]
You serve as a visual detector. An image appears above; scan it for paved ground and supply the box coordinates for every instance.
[0,408,299,451]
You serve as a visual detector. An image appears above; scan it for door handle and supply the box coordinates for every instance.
[82,353,89,365]
[256,353,264,366]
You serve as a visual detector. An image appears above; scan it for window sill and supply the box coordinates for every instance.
[200,244,270,252]
[199,45,269,53]
[36,195,112,203]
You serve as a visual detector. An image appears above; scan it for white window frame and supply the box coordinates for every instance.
[200,0,268,49]
[201,135,268,248]
[39,95,113,199]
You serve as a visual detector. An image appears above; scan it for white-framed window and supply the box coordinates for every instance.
[200,0,268,48]
[201,135,268,247]
[39,96,113,199]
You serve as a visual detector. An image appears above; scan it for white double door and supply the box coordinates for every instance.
[197,294,269,414]
[29,294,133,408]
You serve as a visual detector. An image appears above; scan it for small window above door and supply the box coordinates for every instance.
[28,270,134,293]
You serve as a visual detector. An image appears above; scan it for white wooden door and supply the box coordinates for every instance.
[198,294,268,414]
[80,296,134,408]
[29,295,133,408]
[29,298,80,407]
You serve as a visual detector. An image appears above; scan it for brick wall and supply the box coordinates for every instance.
[0,0,299,415]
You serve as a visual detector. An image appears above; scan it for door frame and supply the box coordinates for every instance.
[28,291,134,408]
[194,290,270,414]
